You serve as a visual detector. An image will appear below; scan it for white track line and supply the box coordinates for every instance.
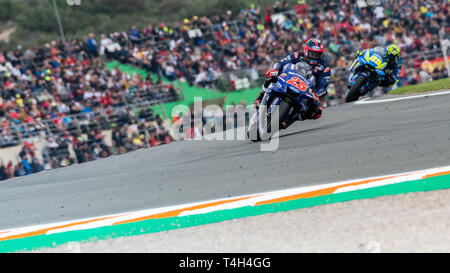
[355,89,450,104]
[1,165,450,240]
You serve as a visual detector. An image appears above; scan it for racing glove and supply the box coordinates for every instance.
[265,68,279,78]
[263,69,279,88]
[264,68,279,86]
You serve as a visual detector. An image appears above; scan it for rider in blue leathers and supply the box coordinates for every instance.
[254,38,331,128]
[350,44,402,91]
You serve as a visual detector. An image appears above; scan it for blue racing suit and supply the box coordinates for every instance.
[353,47,402,89]
[266,51,331,97]
[255,51,329,126]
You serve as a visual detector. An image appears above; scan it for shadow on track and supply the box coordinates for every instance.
[278,119,357,139]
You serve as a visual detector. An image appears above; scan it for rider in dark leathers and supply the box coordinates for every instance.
[254,38,331,128]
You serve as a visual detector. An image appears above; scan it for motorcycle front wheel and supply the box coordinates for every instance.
[346,74,367,103]
[247,111,261,141]
[259,99,291,140]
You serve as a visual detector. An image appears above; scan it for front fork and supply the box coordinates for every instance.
[347,59,360,88]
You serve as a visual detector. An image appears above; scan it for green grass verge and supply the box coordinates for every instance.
[389,78,450,95]
[105,61,260,119]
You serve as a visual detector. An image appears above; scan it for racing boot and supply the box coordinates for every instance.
[301,104,323,120]
[280,115,298,129]
[280,107,301,129]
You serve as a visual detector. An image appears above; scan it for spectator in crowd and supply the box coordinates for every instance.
[0,161,8,180]
[0,142,44,179]
[87,33,99,58]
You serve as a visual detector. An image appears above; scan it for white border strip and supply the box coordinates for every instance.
[355,90,450,104]
[1,165,450,240]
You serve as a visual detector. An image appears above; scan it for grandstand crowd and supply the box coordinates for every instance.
[0,0,449,180]
[109,0,448,91]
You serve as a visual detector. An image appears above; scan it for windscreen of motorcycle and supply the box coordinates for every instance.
[294,62,313,79]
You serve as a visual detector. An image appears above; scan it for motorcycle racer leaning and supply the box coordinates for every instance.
[254,38,331,129]
[350,44,402,91]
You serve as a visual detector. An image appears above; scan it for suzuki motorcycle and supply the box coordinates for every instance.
[247,62,317,141]
[346,48,388,102]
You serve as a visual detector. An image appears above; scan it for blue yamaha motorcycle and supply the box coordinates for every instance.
[247,62,317,141]
[346,48,388,102]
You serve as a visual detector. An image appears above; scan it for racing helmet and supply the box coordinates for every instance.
[386,44,401,65]
[304,38,324,65]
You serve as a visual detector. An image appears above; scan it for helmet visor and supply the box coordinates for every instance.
[388,55,398,64]
[307,50,322,61]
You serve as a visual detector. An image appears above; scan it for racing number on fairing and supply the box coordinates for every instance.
[368,55,382,66]
[287,77,307,91]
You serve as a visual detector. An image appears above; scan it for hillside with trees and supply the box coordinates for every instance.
[0,0,300,49]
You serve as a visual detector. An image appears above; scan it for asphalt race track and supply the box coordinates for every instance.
[1,91,450,231]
